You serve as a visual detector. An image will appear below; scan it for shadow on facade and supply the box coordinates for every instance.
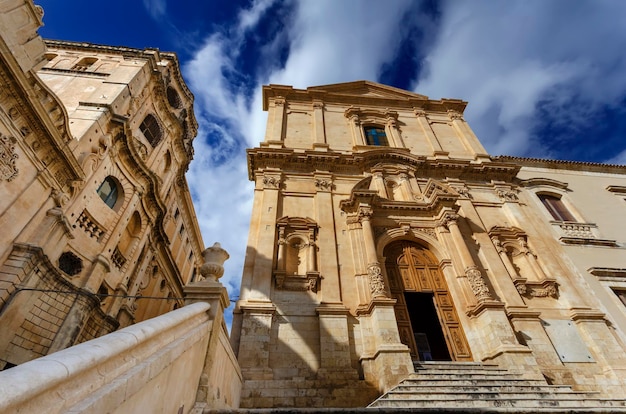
[231,247,380,408]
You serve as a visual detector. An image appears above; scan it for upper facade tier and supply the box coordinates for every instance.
[260,81,489,161]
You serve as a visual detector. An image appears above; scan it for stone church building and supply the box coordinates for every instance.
[2,0,626,412]
[0,1,204,369]
[231,81,626,408]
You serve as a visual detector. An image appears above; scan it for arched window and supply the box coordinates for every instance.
[364,126,388,146]
[140,114,163,147]
[97,176,121,210]
[538,193,576,221]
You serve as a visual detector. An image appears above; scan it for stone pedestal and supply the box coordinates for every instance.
[358,298,413,392]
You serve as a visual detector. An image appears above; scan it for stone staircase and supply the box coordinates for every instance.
[367,361,626,411]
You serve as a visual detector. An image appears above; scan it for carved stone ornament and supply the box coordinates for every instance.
[274,271,320,292]
[133,137,148,160]
[367,263,386,297]
[465,265,492,302]
[413,108,427,117]
[496,188,518,202]
[314,178,332,192]
[517,279,559,299]
[358,205,373,221]
[0,134,19,181]
[440,213,459,229]
[454,186,472,199]
[199,242,230,282]
[262,175,281,189]
[447,110,463,121]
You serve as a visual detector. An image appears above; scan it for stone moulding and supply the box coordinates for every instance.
[273,270,320,292]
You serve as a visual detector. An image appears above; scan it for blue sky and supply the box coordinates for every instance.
[37,0,626,323]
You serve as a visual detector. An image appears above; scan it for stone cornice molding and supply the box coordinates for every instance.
[247,148,520,182]
[495,155,626,174]
[518,177,569,190]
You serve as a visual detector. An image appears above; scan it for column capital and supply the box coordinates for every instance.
[440,212,460,229]
[358,205,374,221]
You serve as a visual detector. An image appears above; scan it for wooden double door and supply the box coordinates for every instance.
[385,241,472,361]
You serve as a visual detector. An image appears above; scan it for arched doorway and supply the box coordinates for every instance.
[384,240,472,361]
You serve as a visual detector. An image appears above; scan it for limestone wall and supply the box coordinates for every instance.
[0,302,242,413]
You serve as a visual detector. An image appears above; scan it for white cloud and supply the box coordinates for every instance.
[142,0,166,20]
[416,0,626,158]
[270,0,415,87]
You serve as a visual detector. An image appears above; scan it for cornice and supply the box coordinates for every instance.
[247,148,520,182]
[494,155,626,174]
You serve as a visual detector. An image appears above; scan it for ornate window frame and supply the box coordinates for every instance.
[344,107,404,148]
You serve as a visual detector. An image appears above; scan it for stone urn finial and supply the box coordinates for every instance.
[199,242,230,282]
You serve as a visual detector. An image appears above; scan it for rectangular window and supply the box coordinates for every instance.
[179,224,185,236]
[364,126,389,146]
[538,194,576,221]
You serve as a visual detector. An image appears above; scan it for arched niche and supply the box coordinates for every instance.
[274,216,320,292]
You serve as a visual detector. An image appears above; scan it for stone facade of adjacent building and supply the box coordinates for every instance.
[0,0,204,369]
[231,81,626,407]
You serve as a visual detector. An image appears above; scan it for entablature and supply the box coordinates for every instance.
[247,147,520,183]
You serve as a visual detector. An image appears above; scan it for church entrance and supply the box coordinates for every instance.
[384,241,472,361]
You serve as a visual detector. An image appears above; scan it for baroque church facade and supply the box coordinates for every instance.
[231,81,626,407]
[2,0,626,411]
[0,0,204,369]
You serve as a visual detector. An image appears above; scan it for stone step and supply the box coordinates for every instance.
[370,362,626,411]
[369,398,626,409]
[378,390,590,401]
[405,373,543,381]
[387,385,583,395]
[398,379,560,388]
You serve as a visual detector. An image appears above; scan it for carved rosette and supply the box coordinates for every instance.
[367,263,386,297]
[465,265,492,302]
[0,134,19,181]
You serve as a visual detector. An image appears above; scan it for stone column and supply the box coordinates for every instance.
[345,107,365,146]
[441,212,492,303]
[355,205,413,391]
[358,205,386,299]
[385,112,404,148]
[371,171,387,198]
[397,173,413,201]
